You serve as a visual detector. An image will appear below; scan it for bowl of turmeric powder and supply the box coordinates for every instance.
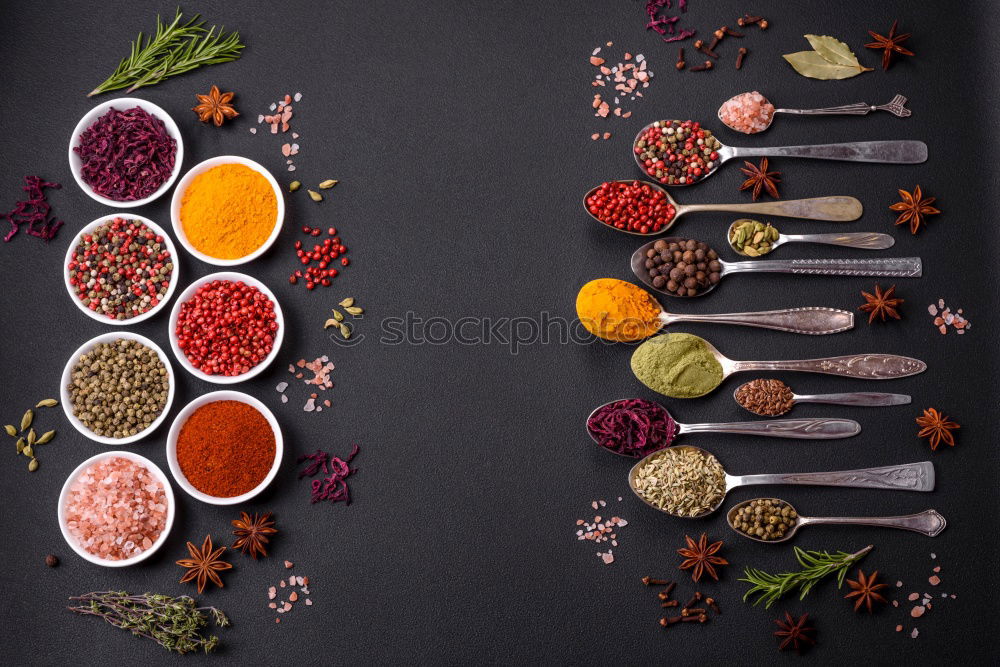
[170,155,284,265]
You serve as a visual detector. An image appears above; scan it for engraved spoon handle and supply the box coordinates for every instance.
[774,94,911,118]
[793,392,911,407]
[780,232,895,250]
[724,256,921,277]
[678,196,862,221]
[679,418,859,439]
[798,510,946,536]
[737,461,935,491]
[730,353,927,379]
[726,140,927,164]
[661,307,853,335]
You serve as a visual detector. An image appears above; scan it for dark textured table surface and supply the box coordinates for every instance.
[1,1,996,663]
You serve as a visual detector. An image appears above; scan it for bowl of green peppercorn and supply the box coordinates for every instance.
[59,331,175,445]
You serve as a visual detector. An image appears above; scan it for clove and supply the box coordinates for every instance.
[682,592,703,609]
[661,600,679,608]
[736,47,748,70]
[641,576,670,586]
[675,47,685,70]
[693,40,719,59]
[690,60,713,72]
[706,597,722,615]
[681,607,707,617]
[737,15,762,27]
[681,614,709,623]
[723,26,744,37]
[659,616,683,628]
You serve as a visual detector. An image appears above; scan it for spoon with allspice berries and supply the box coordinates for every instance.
[734,379,911,417]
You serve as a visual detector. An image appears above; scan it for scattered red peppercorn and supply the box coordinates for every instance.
[288,224,349,289]
[586,180,676,234]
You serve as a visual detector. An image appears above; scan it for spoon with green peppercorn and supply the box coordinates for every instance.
[726,497,946,543]
[726,219,895,257]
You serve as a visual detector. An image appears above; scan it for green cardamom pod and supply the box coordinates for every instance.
[22,445,33,458]
[15,438,25,454]
[331,309,344,322]
[768,226,780,241]
[28,458,38,472]
[289,180,301,192]
[339,297,354,308]
[344,306,364,316]
[27,428,36,445]
[307,190,323,202]
[743,246,760,257]
[35,430,55,445]
[318,179,339,189]
[4,425,15,437]
[35,399,58,408]
[20,410,32,432]
[340,323,351,339]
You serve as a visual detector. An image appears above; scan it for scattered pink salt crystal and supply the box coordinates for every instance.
[932,566,940,573]
[910,628,919,638]
[305,599,312,606]
[269,602,277,609]
[908,593,919,601]
[896,580,903,587]
[289,591,298,602]
[599,551,614,565]
[911,606,926,618]
[268,586,277,599]
[591,133,600,140]
[928,575,941,586]
[896,625,902,632]
[283,602,292,612]
[892,600,899,607]
[285,560,294,568]
[280,581,286,588]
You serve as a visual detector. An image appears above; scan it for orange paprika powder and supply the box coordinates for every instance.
[176,400,276,497]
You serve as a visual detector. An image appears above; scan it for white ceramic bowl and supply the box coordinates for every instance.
[166,390,283,505]
[60,331,176,445]
[169,155,284,266]
[67,97,184,208]
[167,271,284,384]
[63,214,180,326]
[58,450,175,567]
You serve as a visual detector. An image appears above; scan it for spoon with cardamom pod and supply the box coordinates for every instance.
[726,219,894,257]
[733,379,911,417]
[631,236,921,298]
[628,444,934,519]
[583,180,862,237]
[717,92,912,135]
[727,498,945,544]
[633,119,926,187]
[586,397,860,460]
[630,333,926,400]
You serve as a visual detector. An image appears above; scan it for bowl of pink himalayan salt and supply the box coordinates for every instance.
[58,451,174,567]
[717,91,776,134]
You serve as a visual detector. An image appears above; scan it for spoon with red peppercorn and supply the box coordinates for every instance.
[633,119,927,187]
[631,236,922,298]
[726,498,945,544]
[583,180,861,236]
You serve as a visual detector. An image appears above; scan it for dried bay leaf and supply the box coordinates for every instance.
[783,51,868,80]
[804,34,870,70]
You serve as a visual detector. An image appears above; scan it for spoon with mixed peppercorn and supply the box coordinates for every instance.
[582,180,862,236]
[726,219,894,257]
[733,379,911,417]
[727,498,946,543]
[633,119,927,187]
[630,236,922,298]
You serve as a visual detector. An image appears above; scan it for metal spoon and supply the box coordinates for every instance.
[717,93,912,135]
[628,445,934,519]
[631,236,921,298]
[726,219,894,257]
[726,498,945,543]
[733,382,911,417]
[633,120,927,186]
[631,334,925,399]
[583,180,862,237]
[586,398,860,459]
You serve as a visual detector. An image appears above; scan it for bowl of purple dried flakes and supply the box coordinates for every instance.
[68,98,184,208]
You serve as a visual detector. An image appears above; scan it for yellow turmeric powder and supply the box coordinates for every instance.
[180,163,278,260]
[576,278,662,342]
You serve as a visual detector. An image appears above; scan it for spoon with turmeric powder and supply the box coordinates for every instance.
[576,278,854,338]
[583,179,861,237]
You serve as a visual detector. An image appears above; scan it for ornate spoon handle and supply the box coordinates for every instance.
[726,140,927,164]
[793,392,911,407]
[724,256,922,277]
[774,94,912,118]
[737,461,935,491]
[780,232,894,250]
[731,353,927,379]
[798,510,946,536]
[661,307,853,335]
[678,418,859,439]
[678,196,862,221]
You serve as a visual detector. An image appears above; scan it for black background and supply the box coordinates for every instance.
[0,1,996,664]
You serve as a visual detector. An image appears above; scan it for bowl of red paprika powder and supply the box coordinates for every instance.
[167,271,284,383]
[166,390,283,505]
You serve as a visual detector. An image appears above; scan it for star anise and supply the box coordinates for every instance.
[738,158,780,200]
[859,284,903,324]
[192,85,239,126]
[889,185,939,234]
[677,533,728,582]
[844,568,888,613]
[177,535,233,593]
[232,511,278,559]
[915,408,959,451]
[865,20,914,71]
[774,612,816,654]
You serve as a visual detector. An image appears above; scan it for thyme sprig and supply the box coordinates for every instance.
[88,9,244,97]
[740,545,873,608]
[68,591,229,654]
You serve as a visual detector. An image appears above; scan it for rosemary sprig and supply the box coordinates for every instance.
[88,8,244,97]
[68,591,229,654]
[740,545,873,609]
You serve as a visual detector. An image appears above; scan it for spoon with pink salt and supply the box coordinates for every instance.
[718,91,912,135]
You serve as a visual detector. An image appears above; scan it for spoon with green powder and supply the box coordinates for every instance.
[628,444,934,519]
[630,333,926,399]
